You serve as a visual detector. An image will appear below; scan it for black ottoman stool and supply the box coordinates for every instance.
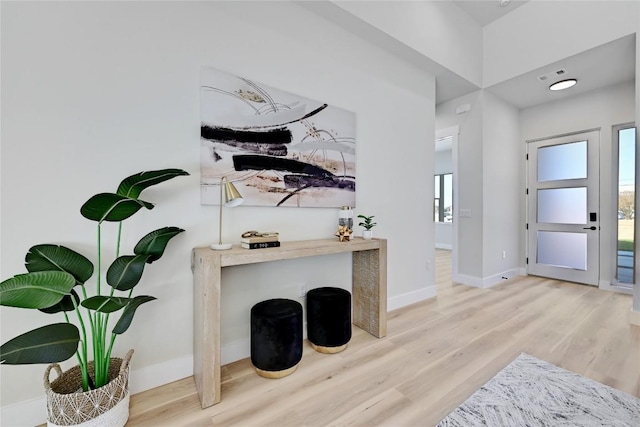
[251,298,303,379]
[307,287,352,354]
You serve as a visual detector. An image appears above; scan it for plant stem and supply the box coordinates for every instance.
[71,296,90,391]
[97,224,102,296]
[106,334,116,365]
[102,221,124,385]
[93,313,100,387]
[116,222,123,258]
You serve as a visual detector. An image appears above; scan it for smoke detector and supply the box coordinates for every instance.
[499,0,511,7]
[537,69,567,82]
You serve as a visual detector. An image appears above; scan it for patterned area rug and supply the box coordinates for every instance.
[437,353,640,426]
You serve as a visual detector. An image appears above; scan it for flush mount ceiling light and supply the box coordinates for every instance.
[549,79,578,91]
[499,0,511,7]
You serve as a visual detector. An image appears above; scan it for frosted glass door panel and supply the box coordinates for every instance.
[537,231,587,270]
[537,141,587,182]
[537,187,587,224]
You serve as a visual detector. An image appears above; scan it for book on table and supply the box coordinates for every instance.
[240,235,280,244]
[241,241,281,249]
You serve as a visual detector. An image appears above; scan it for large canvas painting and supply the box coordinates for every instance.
[200,67,356,207]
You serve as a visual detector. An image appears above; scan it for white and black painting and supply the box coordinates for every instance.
[200,67,356,207]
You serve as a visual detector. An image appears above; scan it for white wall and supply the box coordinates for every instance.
[520,81,636,283]
[332,0,483,87]
[0,0,436,419]
[436,91,483,278]
[481,92,521,281]
[484,0,640,87]
[436,90,521,285]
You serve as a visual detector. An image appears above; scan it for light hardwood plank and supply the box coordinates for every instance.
[128,249,640,426]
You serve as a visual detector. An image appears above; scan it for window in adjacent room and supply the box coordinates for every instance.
[434,173,453,222]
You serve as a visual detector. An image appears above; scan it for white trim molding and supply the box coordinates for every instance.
[387,286,437,312]
[455,269,524,289]
[436,125,460,139]
[599,280,633,295]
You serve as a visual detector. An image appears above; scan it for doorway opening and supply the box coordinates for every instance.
[435,126,459,285]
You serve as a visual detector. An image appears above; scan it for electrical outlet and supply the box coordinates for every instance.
[298,283,307,298]
[502,250,506,259]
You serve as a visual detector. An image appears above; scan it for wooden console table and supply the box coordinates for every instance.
[191,238,387,408]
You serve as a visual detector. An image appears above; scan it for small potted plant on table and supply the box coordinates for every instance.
[357,214,377,240]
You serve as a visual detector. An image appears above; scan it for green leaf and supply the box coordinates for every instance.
[0,323,79,364]
[25,244,94,286]
[117,169,189,199]
[134,227,185,263]
[0,272,75,309]
[80,193,154,223]
[39,289,80,314]
[81,296,128,313]
[112,296,156,335]
[106,255,150,291]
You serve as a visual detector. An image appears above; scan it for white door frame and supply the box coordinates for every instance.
[526,128,600,285]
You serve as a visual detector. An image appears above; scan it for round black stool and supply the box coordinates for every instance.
[251,298,303,378]
[307,287,352,354]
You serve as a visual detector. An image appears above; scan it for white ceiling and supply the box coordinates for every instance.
[452,0,530,27]
[450,1,635,110]
[302,1,635,109]
[486,34,636,109]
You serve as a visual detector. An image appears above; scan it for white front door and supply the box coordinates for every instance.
[527,129,600,285]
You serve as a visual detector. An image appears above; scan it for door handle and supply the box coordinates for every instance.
[583,226,597,230]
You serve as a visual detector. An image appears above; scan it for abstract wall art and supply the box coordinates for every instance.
[200,66,356,208]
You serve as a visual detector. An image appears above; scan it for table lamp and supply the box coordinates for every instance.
[211,176,244,250]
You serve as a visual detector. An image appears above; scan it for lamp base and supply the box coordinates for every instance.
[211,243,233,250]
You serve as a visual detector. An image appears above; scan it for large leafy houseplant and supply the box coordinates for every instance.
[0,168,188,391]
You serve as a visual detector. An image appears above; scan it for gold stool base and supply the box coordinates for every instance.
[310,342,347,354]
[255,364,298,379]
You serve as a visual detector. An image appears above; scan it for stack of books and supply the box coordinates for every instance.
[240,234,280,250]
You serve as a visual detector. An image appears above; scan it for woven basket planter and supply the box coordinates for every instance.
[44,349,134,427]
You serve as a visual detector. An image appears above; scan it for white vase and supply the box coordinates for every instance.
[362,230,373,240]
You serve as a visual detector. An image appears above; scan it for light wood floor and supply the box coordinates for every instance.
[127,250,640,426]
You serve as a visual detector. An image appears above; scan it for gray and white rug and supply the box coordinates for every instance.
[437,353,640,426]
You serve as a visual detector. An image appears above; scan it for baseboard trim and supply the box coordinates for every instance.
[454,273,483,287]
[387,285,437,311]
[1,354,194,427]
[482,268,522,288]
[599,280,634,295]
[455,268,523,289]
[1,395,47,427]
[630,309,640,326]
[129,354,193,395]
[435,243,452,250]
